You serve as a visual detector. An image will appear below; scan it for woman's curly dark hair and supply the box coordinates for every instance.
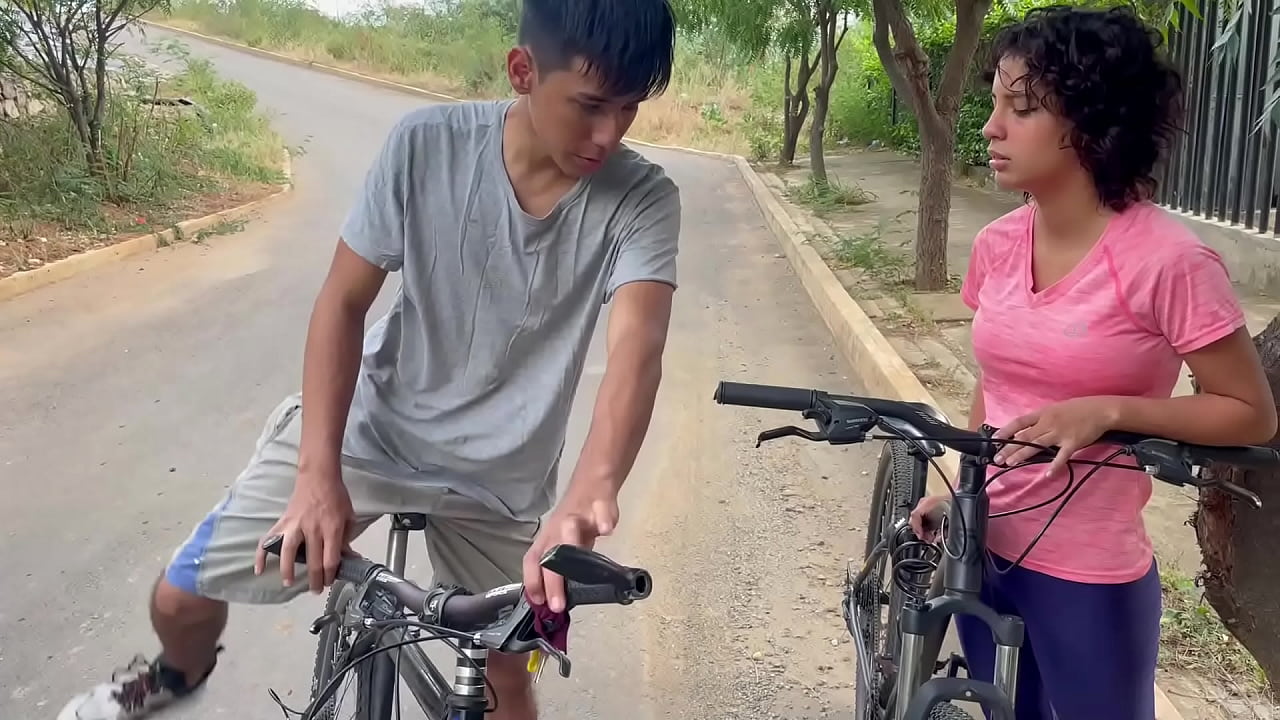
[983,5,1185,212]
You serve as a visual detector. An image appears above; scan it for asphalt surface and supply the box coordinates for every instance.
[0,27,884,720]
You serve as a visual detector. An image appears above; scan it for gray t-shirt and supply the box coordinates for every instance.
[336,100,681,521]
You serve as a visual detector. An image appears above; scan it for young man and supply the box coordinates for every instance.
[58,1,680,718]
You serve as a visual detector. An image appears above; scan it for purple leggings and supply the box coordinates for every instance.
[954,552,1161,720]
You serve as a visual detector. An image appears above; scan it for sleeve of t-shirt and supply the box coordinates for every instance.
[339,119,413,272]
[604,177,681,303]
[1150,243,1246,354]
[960,229,990,311]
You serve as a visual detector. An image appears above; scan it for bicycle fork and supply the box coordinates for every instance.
[893,478,1022,720]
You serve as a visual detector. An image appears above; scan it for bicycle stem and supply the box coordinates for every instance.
[942,455,991,599]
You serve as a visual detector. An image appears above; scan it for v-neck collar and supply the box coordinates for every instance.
[491,99,590,228]
[1021,202,1121,307]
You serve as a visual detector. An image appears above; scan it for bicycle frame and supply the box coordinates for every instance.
[888,452,1022,720]
[346,513,491,720]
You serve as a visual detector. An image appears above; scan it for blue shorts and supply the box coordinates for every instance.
[954,552,1161,720]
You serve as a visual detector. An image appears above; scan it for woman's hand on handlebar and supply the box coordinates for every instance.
[992,396,1119,477]
[909,495,950,543]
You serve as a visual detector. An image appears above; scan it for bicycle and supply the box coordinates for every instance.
[713,379,1276,720]
[258,513,653,720]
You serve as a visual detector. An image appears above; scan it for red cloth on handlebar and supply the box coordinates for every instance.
[525,592,570,653]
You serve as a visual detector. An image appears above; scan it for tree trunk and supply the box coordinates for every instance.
[914,128,953,290]
[809,81,830,183]
[808,3,842,185]
[868,0,991,292]
[782,52,815,166]
[1194,314,1280,693]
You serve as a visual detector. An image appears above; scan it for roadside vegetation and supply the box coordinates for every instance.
[0,3,285,279]
[156,0,1016,168]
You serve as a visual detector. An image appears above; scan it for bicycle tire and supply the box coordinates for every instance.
[309,579,389,720]
[927,701,977,719]
[854,439,926,720]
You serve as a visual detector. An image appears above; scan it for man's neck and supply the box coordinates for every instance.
[502,99,577,196]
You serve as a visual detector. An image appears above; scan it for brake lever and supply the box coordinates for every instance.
[534,637,572,678]
[756,425,827,447]
[1216,479,1263,509]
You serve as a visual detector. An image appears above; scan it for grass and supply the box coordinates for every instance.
[1159,565,1269,696]
[0,38,285,277]
[788,174,876,213]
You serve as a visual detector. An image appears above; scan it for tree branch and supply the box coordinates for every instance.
[0,56,65,99]
[935,0,991,121]
[834,10,850,52]
[870,0,939,133]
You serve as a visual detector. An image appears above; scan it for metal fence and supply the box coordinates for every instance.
[1156,0,1280,238]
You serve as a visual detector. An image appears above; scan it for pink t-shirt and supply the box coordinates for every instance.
[962,200,1246,584]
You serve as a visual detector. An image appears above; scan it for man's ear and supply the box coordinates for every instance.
[507,46,536,95]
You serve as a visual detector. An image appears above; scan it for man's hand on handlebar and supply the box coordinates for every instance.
[992,397,1119,477]
[254,466,356,594]
[522,488,620,613]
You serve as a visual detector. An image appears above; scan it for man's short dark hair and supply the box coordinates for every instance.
[517,0,676,101]
[983,5,1185,212]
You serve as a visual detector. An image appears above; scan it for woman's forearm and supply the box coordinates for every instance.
[1107,393,1277,447]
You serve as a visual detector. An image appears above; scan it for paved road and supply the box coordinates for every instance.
[0,27,883,720]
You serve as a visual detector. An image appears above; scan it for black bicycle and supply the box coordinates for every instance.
[259,519,652,720]
[714,380,1275,720]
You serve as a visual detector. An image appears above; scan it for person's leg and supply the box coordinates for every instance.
[423,511,543,720]
[953,554,1051,720]
[998,555,1162,720]
[58,396,383,720]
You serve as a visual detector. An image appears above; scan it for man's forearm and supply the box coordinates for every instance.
[566,339,663,498]
[297,292,367,481]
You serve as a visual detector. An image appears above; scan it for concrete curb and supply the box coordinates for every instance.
[133,21,1186,718]
[0,145,292,303]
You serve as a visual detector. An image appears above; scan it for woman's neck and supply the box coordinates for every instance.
[1029,168,1114,249]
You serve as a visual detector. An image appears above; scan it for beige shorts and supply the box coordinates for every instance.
[164,394,541,603]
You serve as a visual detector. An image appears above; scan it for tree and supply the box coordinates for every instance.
[672,0,853,177]
[868,0,993,291]
[0,0,169,179]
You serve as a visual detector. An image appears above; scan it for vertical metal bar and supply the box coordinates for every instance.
[1172,3,1198,207]
[387,525,409,573]
[1255,0,1279,235]
[895,632,925,720]
[1241,0,1267,229]
[1161,9,1189,205]
[1229,2,1258,226]
[1211,27,1240,222]
[1189,1,1217,215]
[993,644,1021,710]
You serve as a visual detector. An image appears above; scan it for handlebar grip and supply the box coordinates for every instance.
[1185,444,1280,469]
[260,534,379,585]
[715,381,815,411]
[565,575,653,609]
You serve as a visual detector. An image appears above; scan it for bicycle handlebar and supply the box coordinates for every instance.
[715,380,1276,507]
[260,537,652,643]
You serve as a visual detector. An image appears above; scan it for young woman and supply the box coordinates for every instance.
[909,6,1277,719]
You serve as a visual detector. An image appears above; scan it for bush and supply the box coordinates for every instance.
[0,40,283,234]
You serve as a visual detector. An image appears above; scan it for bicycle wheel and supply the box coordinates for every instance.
[852,439,924,720]
[310,579,396,720]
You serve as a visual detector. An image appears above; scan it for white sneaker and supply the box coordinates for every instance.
[57,650,218,720]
